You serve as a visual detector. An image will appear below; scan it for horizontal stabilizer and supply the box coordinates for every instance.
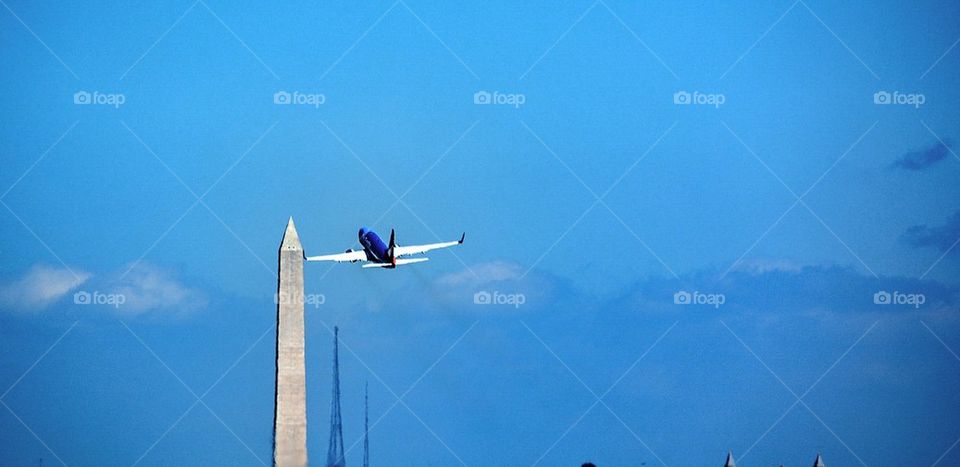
[361,258,430,268]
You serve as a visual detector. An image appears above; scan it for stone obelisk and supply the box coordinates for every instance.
[274,217,307,466]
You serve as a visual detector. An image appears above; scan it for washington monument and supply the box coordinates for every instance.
[274,217,308,466]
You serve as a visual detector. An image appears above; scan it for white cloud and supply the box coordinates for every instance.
[0,262,206,315]
[729,258,804,275]
[424,261,562,312]
[436,261,524,286]
[0,264,90,311]
[107,263,207,314]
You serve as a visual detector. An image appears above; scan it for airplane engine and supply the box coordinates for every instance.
[345,249,359,262]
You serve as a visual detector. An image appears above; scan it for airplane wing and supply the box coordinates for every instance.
[305,250,367,262]
[362,258,430,268]
[393,233,465,257]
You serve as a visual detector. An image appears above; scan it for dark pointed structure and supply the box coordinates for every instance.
[724,451,736,467]
[813,453,825,467]
[327,327,346,467]
[363,382,370,467]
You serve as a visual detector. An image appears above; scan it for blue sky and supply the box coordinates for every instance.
[1,0,959,465]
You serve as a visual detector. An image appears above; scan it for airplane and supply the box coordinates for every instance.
[305,227,465,268]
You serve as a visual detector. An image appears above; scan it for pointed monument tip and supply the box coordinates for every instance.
[280,216,302,250]
[725,451,736,467]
